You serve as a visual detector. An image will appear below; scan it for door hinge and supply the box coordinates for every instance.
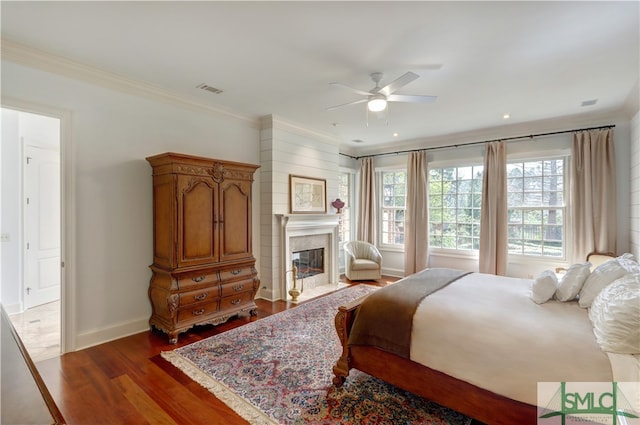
[26,197,30,205]
[26,242,30,250]
[26,287,31,294]
[26,156,32,165]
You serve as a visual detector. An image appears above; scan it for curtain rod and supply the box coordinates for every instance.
[339,124,616,160]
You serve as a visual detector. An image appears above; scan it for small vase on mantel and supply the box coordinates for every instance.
[331,198,345,214]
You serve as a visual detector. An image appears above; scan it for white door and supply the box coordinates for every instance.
[24,144,61,309]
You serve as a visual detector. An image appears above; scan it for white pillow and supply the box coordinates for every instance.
[618,252,637,262]
[579,259,630,308]
[530,270,558,304]
[588,273,640,354]
[616,253,640,273]
[555,262,591,302]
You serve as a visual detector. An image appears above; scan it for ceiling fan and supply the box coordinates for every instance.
[327,71,437,112]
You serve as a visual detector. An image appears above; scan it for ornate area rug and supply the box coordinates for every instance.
[162,285,472,425]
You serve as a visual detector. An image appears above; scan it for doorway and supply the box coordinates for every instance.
[1,107,62,362]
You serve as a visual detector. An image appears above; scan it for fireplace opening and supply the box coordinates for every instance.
[292,248,324,279]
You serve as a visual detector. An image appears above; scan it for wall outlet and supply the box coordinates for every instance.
[0,233,10,242]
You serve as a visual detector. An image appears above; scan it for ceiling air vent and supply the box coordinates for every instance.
[581,99,598,107]
[196,83,223,95]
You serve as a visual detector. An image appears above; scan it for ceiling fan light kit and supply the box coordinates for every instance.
[328,71,437,123]
[367,94,387,112]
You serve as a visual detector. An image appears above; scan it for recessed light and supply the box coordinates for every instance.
[503,113,510,119]
[393,132,399,137]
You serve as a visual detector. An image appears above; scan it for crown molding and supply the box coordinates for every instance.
[1,39,258,128]
[261,114,340,146]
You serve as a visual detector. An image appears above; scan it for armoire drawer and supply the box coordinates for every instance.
[218,267,254,282]
[220,291,254,310]
[178,287,219,307]
[220,280,253,297]
[177,272,218,290]
[177,302,220,323]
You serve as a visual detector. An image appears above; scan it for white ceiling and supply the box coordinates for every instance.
[2,1,638,154]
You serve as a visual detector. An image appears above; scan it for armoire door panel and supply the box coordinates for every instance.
[152,174,175,268]
[220,181,251,261]
[178,176,218,266]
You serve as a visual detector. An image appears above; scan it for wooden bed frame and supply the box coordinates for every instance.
[332,295,538,425]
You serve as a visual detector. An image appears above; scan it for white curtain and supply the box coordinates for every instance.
[357,157,377,243]
[571,128,617,263]
[404,151,429,275]
[479,141,508,275]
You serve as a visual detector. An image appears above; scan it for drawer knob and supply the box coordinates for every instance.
[232,284,244,292]
[230,269,242,275]
[192,276,206,283]
[194,292,208,301]
[192,308,206,316]
[230,298,241,305]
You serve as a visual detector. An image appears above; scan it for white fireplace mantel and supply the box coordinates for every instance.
[276,214,340,300]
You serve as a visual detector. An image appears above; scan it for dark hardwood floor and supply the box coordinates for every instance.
[35,278,400,425]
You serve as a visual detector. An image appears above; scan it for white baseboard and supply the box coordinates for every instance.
[257,287,278,301]
[3,303,22,315]
[381,267,404,278]
[75,317,149,350]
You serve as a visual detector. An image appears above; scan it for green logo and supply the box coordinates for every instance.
[539,382,639,424]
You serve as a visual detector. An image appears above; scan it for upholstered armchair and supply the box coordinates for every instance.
[343,240,382,281]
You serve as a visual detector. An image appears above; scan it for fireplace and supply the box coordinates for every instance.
[277,214,340,300]
[293,248,324,278]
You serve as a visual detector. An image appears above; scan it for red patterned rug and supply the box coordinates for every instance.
[162,284,472,425]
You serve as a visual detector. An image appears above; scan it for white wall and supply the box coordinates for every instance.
[1,59,261,349]
[1,109,21,311]
[630,110,640,259]
[259,116,340,300]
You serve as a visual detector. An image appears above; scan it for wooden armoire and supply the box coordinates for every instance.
[146,152,260,343]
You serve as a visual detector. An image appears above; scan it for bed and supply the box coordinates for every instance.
[332,266,640,425]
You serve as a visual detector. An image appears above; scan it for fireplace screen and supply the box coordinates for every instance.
[292,248,324,279]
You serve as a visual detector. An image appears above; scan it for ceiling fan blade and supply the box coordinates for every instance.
[326,98,368,111]
[379,71,420,96]
[329,82,372,96]
[387,94,438,103]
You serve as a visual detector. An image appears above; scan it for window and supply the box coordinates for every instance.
[380,171,406,246]
[507,158,565,257]
[337,172,352,271]
[337,172,351,245]
[429,166,484,250]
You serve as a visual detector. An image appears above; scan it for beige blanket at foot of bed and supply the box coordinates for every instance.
[410,272,613,406]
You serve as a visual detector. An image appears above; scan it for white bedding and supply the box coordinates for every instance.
[410,272,627,406]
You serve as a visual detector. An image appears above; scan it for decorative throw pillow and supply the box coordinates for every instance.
[530,270,558,304]
[588,273,640,354]
[616,253,640,273]
[618,252,637,262]
[579,259,631,308]
[555,262,591,302]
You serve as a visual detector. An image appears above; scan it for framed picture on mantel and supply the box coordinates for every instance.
[289,175,326,214]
